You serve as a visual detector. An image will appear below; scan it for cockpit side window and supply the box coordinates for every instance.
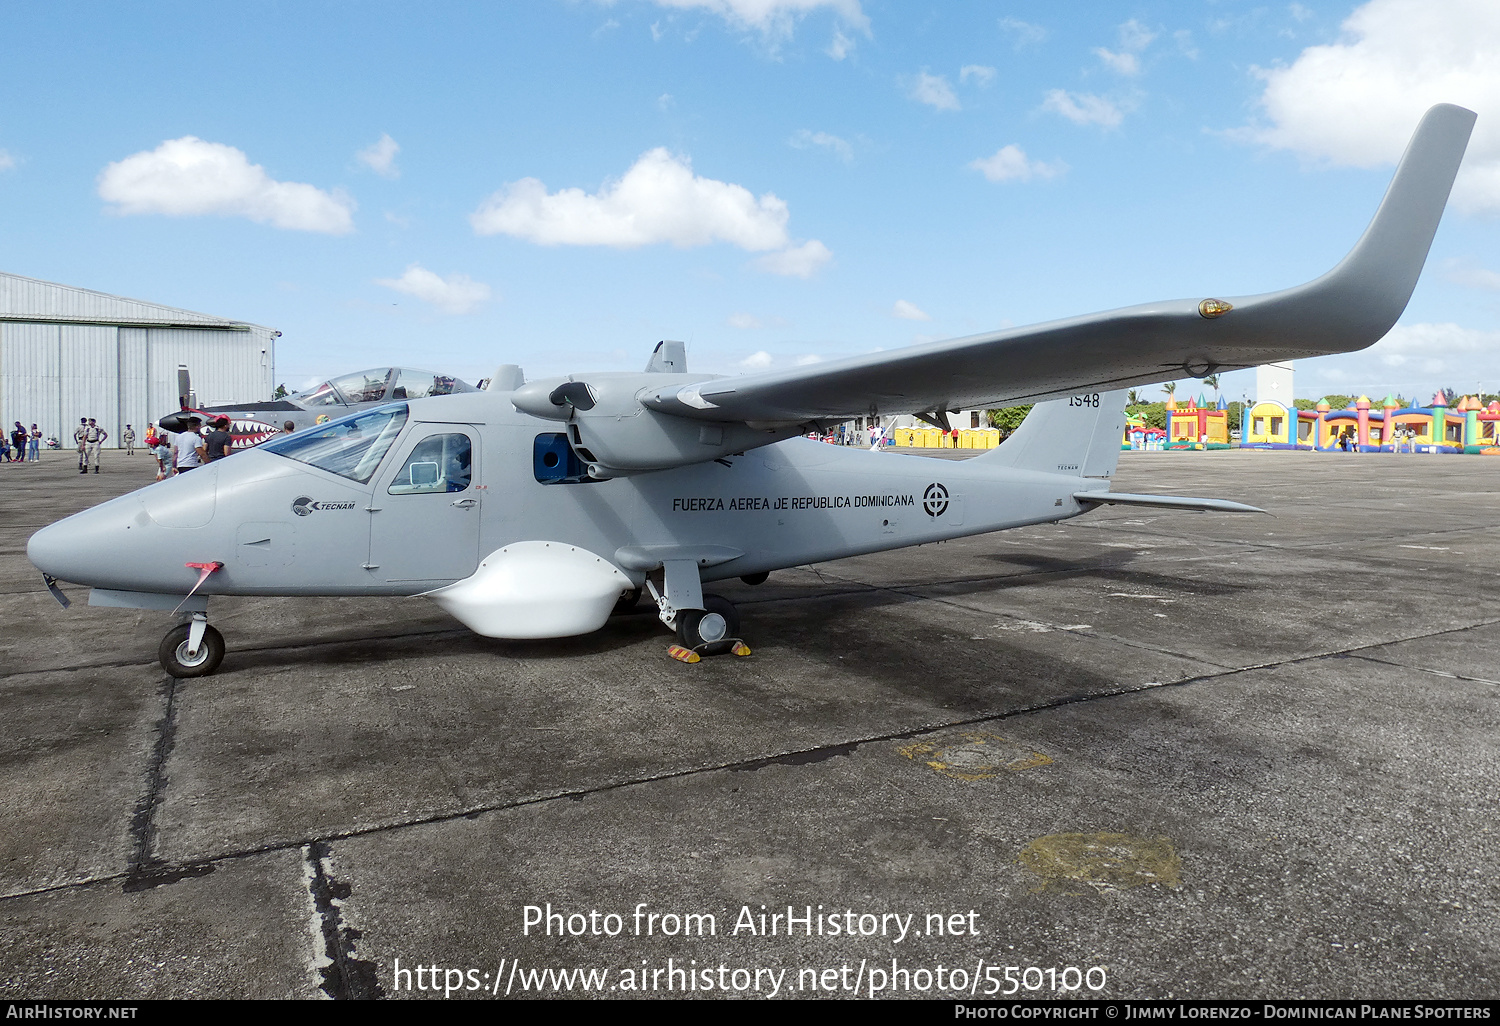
[388,433,472,494]
[263,404,408,483]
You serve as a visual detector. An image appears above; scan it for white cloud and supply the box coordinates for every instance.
[826,28,853,59]
[375,264,492,314]
[1371,322,1500,372]
[649,0,869,38]
[1174,29,1199,59]
[471,148,791,251]
[892,300,930,321]
[728,312,764,329]
[357,134,400,178]
[0,150,14,172]
[1117,19,1156,52]
[909,72,960,111]
[789,129,853,162]
[1041,89,1125,128]
[1289,3,1314,23]
[1094,20,1154,76]
[960,64,997,86]
[999,16,1047,49]
[969,144,1067,183]
[755,238,832,278]
[739,350,774,369]
[795,354,823,365]
[97,136,354,234]
[1445,262,1500,290]
[1243,0,1500,214]
[1093,48,1139,76]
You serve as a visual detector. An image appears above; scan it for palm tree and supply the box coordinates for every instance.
[1203,374,1220,402]
[1126,389,1142,406]
[1162,381,1177,401]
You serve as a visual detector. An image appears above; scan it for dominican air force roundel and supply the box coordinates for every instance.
[922,483,950,518]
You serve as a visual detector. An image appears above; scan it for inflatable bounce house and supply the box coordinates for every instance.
[1122,412,1167,450]
[1164,395,1231,450]
[1242,394,1500,453]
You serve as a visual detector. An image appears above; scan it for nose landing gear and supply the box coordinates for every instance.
[159,612,225,678]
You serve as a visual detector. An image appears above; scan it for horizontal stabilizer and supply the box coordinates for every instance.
[1073,491,1266,514]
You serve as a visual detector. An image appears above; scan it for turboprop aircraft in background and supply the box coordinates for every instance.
[157,366,478,447]
[28,104,1475,678]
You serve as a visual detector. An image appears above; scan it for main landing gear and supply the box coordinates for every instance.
[644,559,751,663]
[158,612,225,678]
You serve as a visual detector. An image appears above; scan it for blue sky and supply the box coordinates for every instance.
[2,0,1498,405]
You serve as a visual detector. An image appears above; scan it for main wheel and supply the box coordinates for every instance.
[676,595,740,650]
[158,623,225,678]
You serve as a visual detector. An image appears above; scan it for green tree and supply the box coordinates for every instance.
[1126,401,1167,429]
[272,383,289,400]
[987,405,1033,432]
[1162,381,1177,401]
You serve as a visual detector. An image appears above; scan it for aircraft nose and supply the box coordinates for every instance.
[27,500,143,587]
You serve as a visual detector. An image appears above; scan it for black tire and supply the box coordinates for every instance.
[676,594,740,650]
[739,571,769,586]
[158,623,225,678]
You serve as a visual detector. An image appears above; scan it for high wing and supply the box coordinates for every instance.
[639,104,1474,425]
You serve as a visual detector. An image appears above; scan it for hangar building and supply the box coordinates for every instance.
[0,271,278,447]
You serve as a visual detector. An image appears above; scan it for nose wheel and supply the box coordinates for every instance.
[159,614,225,678]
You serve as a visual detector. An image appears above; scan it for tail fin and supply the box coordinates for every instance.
[980,389,1129,482]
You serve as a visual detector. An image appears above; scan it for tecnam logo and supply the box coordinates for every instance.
[292,496,357,516]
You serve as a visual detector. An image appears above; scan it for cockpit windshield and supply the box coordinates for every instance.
[289,368,476,406]
[262,404,408,483]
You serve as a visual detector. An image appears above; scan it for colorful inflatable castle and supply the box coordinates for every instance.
[1165,395,1231,450]
[1122,412,1167,450]
[1241,394,1500,453]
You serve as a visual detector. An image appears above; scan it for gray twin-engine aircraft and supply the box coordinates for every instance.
[28,105,1475,677]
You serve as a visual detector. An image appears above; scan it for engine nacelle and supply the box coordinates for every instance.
[511,373,801,473]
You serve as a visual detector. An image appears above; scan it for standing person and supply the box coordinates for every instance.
[122,424,136,455]
[151,432,174,481]
[28,424,40,462]
[73,417,88,473]
[174,418,206,473]
[204,417,233,462]
[83,418,107,473]
[11,422,27,464]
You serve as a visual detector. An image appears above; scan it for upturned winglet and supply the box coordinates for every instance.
[1225,102,1476,354]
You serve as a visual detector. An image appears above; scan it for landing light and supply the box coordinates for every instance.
[1198,298,1233,319]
